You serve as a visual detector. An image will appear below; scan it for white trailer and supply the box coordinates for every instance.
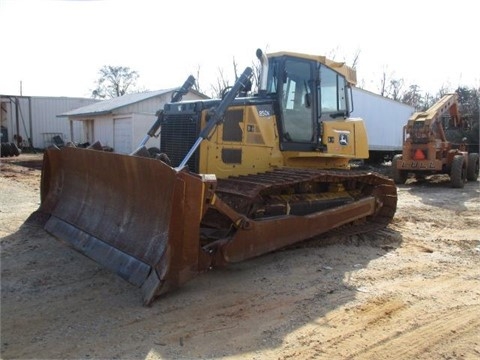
[351,87,415,161]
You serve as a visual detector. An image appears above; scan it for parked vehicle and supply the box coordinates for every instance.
[30,49,397,305]
[392,93,479,187]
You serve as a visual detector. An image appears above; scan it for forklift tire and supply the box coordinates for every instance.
[392,154,407,184]
[466,153,479,181]
[450,155,466,188]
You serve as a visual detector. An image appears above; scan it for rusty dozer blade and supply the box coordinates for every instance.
[29,67,255,305]
[34,146,213,305]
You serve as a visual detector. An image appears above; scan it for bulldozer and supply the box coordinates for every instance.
[392,93,479,187]
[31,49,397,305]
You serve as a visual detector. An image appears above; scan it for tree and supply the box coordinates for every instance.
[376,65,405,100]
[210,57,241,98]
[456,86,480,152]
[91,66,140,99]
[379,71,387,97]
[192,64,202,93]
[401,84,423,110]
[350,49,361,70]
[210,67,231,99]
[251,58,261,93]
[387,79,405,101]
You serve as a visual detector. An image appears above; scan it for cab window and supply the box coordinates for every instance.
[319,65,347,113]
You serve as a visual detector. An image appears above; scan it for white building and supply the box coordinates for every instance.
[0,95,100,149]
[61,88,207,154]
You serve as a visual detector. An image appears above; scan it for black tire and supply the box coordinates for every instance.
[450,155,466,188]
[10,142,20,156]
[466,153,479,181]
[147,147,171,165]
[3,143,12,157]
[156,153,171,165]
[392,154,407,184]
[147,147,161,157]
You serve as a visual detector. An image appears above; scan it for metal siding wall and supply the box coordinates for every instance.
[351,88,415,151]
[121,93,171,115]
[32,98,69,148]
[0,96,99,148]
[113,117,133,154]
[69,120,91,144]
[93,115,115,149]
[1,97,31,145]
[118,93,205,151]
[37,97,101,148]
[132,113,158,150]
[183,92,206,101]
[71,120,84,143]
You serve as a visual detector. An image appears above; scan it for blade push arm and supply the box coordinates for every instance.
[136,75,196,149]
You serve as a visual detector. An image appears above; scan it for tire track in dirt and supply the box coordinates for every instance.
[276,295,479,360]
[348,304,480,359]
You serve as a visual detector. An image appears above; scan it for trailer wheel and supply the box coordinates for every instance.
[450,155,466,188]
[466,153,479,181]
[392,154,407,184]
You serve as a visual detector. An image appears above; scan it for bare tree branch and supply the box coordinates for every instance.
[91,66,140,99]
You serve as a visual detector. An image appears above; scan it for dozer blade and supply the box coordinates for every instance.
[34,146,213,305]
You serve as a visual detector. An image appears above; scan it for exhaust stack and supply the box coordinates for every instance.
[256,49,269,94]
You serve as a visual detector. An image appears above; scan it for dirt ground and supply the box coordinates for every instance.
[1,153,479,360]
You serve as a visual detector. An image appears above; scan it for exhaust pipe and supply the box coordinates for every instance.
[256,48,269,94]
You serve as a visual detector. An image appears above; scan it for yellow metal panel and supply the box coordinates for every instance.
[199,105,283,178]
[353,120,369,158]
[199,105,369,176]
[322,119,368,159]
[283,152,350,169]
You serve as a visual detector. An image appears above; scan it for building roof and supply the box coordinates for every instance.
[60,88,176,117]
[60,88,208,117]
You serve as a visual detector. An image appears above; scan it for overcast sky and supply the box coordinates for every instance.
[1,0,478,98]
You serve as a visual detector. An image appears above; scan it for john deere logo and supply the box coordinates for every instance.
[339,133,348,146]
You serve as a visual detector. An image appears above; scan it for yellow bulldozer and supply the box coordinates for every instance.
[31,49,398,305]
[392,93,479,187]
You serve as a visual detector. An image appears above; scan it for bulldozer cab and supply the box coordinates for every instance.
[264,52,354,152]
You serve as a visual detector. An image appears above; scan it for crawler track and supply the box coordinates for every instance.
[208,168,397,238]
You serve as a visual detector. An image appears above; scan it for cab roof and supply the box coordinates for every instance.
[267,51,357,85]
